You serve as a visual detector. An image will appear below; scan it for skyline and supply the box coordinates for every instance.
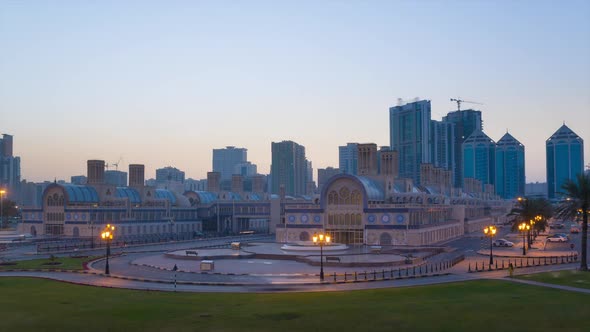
[1,1,589,183]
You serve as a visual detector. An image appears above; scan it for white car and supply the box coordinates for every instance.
[547,235,568,242]
[493,239,514,247]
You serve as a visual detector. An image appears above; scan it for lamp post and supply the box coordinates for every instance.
[518,222,530,256]
[101,224,115,274]
[0,189,6,229]
[312,232,331,282]
[528,218,537,249]
[483,225,497,265]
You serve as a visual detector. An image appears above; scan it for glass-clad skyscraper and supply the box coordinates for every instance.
[271,140,308,196]
[212,146,248,181]
[463,129,495,191]
[390,100,432,184]
[442,109,483,188]
[546,124,584,199]
[339,143,358,175]
[495,132,525,199]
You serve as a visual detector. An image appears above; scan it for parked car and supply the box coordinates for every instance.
[547,234,568,242]
[549,223,565,229]
[493,239,514,247]
[570,227,580,234]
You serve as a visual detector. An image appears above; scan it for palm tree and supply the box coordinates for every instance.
[556,173,590,271]
[510,197,552,235]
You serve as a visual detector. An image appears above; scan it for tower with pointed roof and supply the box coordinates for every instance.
[462,129,495,192]
[495,132,525,199]
[546,124,584,199]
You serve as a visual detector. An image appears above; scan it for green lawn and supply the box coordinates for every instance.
[0,256,97,271]
[517,269,590,290]
[0,278,589,332]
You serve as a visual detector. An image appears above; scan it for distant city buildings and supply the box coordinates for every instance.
[155,166,185,184]
[525,182,548,199]
[390,100,432,184]
[442,109,483,188]
[317,167,340,193]
[430,120,455,175]
[339,143,358,175]
[462,129,495,192]
[104,170,127,187]
[546,124,584,199]
[213,146,248,181]
[0,134,21,201]
[270,140,309,196]
[495,132,525,199]
[184,178,207,192]
[71,175,87,185]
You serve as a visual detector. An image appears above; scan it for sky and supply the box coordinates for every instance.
[1,0,589,184]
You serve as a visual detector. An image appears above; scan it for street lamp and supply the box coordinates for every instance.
[528,218,537,249]
[101,224,115,274]
[312,232,331,282]
[518,222,530,256]
[483,225,497,265]
[0,189,6,229]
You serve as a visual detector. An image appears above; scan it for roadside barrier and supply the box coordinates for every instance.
[467,253,578,273]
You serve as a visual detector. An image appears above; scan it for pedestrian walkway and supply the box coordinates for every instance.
[504,277,590,295]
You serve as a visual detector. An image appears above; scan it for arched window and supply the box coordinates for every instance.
[345,214,350,226]
[47,196,53,206]
[351,191,361,205]
[339,187,350,204]
[328,191,338,205]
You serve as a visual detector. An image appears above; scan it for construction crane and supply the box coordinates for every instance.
[450,98,483,111]
[105,157,123,171]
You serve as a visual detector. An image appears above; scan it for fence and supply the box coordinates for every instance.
[325,254,464,283]
[467,254,578,273]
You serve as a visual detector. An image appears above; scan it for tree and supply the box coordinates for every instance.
[510,197,552,235]
[555,173,590,271]
[1,199,19,229]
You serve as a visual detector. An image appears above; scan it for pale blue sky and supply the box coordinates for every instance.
[1,0,589,183]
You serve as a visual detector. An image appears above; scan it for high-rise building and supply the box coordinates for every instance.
[71,175,87,185]
[271,140,307,196]
[546,124,584,199]
[463,129,495,192]
[430,120,455,174]
[390,100,432,184]
[155,166,185,184]
[339,143,358,175]
[495,132,525,199]
[317,167,340,193]
[212,146,248,181]
[104,170,128,187]
[442,109,483,188]
[0,134,21,201]
[233,162,257,177]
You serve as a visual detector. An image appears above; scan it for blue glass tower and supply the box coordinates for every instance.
[495,132,525,199]
[390,100,432,184]
[546,124,584,199]
[339,143,358,175]
[463,129,495,191]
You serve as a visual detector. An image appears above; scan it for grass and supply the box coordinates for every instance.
[0,278,589,332]
[0,256,97,270]
[517,269,590,290]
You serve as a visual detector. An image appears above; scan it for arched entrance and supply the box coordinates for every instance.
[379,232,392,245]
[73,227,80,237]
[299,231,310,241]
[30,226,37,236]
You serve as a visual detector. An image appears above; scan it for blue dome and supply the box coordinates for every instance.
[61,184,99,203]
[116,187,141,204]
[155,189,177,205]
